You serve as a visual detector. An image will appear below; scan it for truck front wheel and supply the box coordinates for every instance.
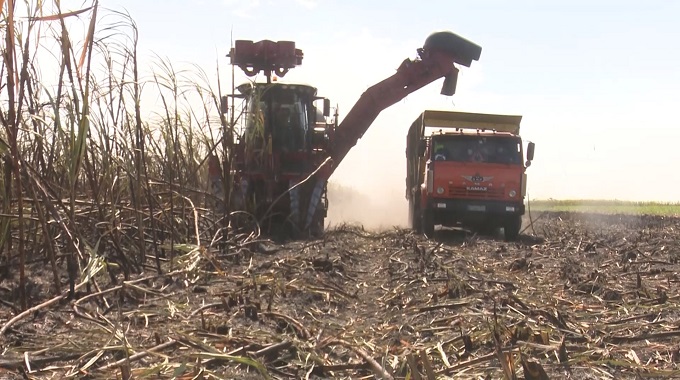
[477,222,497,236]
[503,215,522,241]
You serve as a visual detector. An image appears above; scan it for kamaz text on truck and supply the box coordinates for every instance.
[405,110,535,241]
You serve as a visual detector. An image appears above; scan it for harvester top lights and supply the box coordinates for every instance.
[230,39,304,80]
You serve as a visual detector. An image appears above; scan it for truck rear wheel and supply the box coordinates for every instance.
[412,208,423,234]
[410,194,422,233]
[421,208,435,237]
[503,215,522,241]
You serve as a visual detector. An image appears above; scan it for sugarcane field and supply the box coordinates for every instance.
[2,1,680,380]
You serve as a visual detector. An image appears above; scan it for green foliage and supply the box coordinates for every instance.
[529,199,680,216]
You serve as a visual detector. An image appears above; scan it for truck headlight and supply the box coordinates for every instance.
[436,186,445,195]
[509,190,517,198]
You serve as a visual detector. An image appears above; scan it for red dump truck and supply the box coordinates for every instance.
[405,110,535,240]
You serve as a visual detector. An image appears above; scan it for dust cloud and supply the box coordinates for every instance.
[325,182,408,231]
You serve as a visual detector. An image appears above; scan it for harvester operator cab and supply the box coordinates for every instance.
[245,84,310,154]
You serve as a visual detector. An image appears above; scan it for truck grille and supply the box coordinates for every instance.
[448,185,504,199]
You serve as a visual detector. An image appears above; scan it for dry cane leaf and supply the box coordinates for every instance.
[627,349,641,365]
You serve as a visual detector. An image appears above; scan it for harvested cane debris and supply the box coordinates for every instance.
[1,212,680,379]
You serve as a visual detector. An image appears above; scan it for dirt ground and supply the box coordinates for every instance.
[2,211,680,379]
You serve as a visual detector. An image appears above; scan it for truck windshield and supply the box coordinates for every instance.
[432,135,521,164]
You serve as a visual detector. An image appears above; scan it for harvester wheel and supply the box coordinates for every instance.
[309,209,325,239]
[503,215,522,242]
[421,208,435,237]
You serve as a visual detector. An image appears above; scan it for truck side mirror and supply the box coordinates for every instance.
[220,95,229,114]
[323,98,330,117]
[526,142,535,161]
[418,140,426,156]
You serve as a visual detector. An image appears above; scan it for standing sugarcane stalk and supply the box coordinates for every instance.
[2,0,28,310]
[46,0,99,297]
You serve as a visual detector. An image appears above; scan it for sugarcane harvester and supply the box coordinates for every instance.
[213,31,482,238]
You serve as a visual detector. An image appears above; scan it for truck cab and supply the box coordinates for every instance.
[406,110,535,240]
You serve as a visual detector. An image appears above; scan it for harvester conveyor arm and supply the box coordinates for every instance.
[325,31,482,179]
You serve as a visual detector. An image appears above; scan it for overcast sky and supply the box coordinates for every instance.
[99,0,680,205]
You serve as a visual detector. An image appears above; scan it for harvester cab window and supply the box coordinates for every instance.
[294,103,308,147]
[276,106,292,125]
[272,103,306,153]
[243,101,268,151]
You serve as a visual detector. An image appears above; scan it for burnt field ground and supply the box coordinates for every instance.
[2,211,680,380]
